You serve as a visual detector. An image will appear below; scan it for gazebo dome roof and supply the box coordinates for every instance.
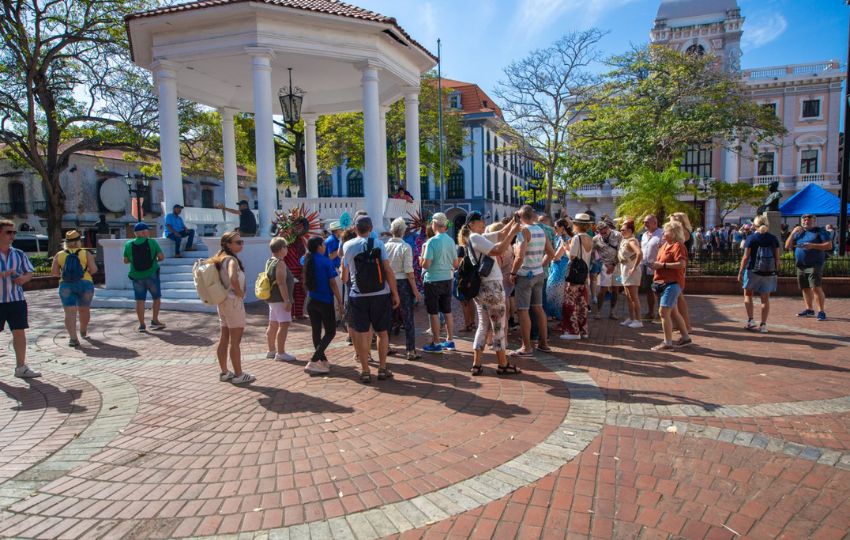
[656,0,738,24]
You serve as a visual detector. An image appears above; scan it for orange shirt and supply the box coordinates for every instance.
[653,241,687,289]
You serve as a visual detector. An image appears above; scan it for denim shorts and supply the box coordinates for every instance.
[132,272,162,301]
[658,282,682,309]
[59,281,95,308]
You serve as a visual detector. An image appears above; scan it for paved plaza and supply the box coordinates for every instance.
[0,290,848,539]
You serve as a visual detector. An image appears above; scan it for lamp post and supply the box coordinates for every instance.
[839,0,850,255]
[125,173,152,222]
[278,68,304,129]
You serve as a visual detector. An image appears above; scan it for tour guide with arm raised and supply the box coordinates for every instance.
[217,200,258,237]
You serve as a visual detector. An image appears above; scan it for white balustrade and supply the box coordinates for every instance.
[799,173,826,183]
[385,198,418,220]
[753,175,780,186]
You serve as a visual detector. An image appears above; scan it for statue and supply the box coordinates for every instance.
[758,181,782,214]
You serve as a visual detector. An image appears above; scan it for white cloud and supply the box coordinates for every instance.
[513,0,637,36]
[418,1,438,50]
[742,12,788,51]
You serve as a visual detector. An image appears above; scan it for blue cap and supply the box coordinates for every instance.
[134,222,150,232]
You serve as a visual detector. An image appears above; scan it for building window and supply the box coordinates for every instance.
[347,170,364,197]
[757,152,775,176]
[762,103,777,116]
[318,171,333,197]
[447,167,464,199]
[8,182,25,214]
[420,174,430,200]
[486,167,492,199]
[802,99,821,119]
[800,149,818,174]
[685,44,705,56]
[201,189,214,208]
[681,145,712,178]
[449,92,462,110]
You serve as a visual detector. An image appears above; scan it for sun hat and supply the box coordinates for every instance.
[328,221,343,231]
[64,230,81,241]
[573,213,592,224]
[133,222,150,232]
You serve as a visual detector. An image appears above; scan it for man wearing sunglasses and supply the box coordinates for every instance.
[0,220,39,378]
[785,214,832,320]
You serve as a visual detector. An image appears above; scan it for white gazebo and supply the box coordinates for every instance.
[126,0,436,233]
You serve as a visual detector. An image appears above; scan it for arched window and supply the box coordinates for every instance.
[686,44,705,56]
[347,170,364,197]
[447,167,464,199]
[318,171,333,197]
[8,182,25,214]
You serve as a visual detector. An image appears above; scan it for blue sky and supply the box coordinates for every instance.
[354,0,848,99]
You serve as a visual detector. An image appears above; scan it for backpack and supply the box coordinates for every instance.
[61,250,85,283]
[131,239,154,272]
[456,245,482,300]
[255,259,274,300]
[353,238,384,294]
[193,258,229,305]
[752,244,776,275]
[566,236,589,285]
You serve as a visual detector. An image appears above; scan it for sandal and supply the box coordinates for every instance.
[377,367,394,380]
[535,345,552,353]
[360,372,372,384]
[508,348,534,358]
[651,342,675,351]
[497,363,522,375]
[470,365,484,376]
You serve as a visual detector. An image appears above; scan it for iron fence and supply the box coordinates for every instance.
[686,250,850,277]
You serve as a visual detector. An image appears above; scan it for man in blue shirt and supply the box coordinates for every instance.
[325,220,343,321]
[420,212,459,353]
[163,204,194,257]
[785,214,832,320]
[0,220,39,378]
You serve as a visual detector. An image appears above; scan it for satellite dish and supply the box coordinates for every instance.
[99,177,130,212]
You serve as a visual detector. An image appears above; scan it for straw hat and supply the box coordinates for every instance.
[573,213,592,224]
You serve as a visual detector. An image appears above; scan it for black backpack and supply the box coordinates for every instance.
[456,245,482,300]
[353,238,385,294]
[131,239,154,272]
[566,236,589,285]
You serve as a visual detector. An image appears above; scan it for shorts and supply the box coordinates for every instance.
[132,272,162,301]
[589,260,603,274]
[598,265,620,288]
[424,280,452,315]
[640,271,654,293]
[58,281,95,308]
[0,300,28,331]
[797,266,823,290]
[348,294,392,333]
[743,270,777,295]
[515,272,546,310]
[218,296,246,328]
[268,302,292,323]
[658,282,682,309]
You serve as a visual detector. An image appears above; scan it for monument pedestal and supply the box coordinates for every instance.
[765,211,784,253]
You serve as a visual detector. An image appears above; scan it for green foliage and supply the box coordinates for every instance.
[317,113,365,173]
[708,182,767,224]
[616,166,698,224]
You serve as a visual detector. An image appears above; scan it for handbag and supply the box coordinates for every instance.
[468,242,495,278]
[566,235,589,285]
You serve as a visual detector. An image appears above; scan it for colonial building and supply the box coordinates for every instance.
[565,0,845,227]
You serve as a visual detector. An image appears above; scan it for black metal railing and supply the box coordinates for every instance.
[686,251,850,277]
[31,201,48,213]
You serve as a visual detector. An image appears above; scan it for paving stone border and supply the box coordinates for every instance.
[605,394,850,419]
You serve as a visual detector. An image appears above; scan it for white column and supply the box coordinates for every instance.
[219,107,239,213]
[404,89,421,204]
[152,60,183,209]
[379,105,390,201]
[724,144,739,184]
[360,62,384,230]
[247,48,276,237]
[303,114,319,199]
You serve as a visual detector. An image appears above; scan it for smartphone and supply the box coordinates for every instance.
[513,213,520,223]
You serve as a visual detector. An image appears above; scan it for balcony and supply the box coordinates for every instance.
[31,201,48,214]
[753,175,781,186]
[0,202,27,216]
[278,197,418,224]
[798,173,839,185]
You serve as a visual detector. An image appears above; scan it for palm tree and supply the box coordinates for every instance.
[616,166,699,224]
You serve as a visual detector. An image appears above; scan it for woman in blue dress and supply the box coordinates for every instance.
[545,218,572,319]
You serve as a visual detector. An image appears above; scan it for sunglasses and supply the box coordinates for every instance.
[3,231,17,236]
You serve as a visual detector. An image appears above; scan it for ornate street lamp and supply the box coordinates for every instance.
[125,173,152,222]
[278,68,304,129]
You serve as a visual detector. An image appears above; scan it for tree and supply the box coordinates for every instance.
[708,181,767,225]
[616,166,698,224]
[566,44,786,186]
[273,119,304,194]
[495,29,605,215]
[0,0,160,254]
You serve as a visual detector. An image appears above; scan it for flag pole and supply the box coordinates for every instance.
[437,38,444,212]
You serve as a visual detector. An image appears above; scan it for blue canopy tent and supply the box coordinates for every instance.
[779,183,850,217]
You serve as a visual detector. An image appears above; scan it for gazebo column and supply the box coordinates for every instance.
[152,60,183,208]
[379,106,390,199]
[219,107,239,212]
[248,48,276,237]
[360,62,384,229]
[404,88,421,204]
[303,114,319,198]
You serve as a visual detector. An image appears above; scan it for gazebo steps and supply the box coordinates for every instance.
[91,295,217,313]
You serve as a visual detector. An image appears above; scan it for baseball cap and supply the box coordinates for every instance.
[465,211,483,225]
[432,212,448,227]
[134,222,150,232]
[172,204,184,210]
[238,199,249,206]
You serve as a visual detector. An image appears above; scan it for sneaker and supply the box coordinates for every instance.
[745,319,757,330]
[620,319,633,326]
[319,360,331,371]
[137,325,147,333]
[14,365,41,379]
[346,336,353,346]
[797,309,815,317]
[509,348,534,357]
[406,350,422,361]
[219,371,235,382]
[817,311,827,321]
[80,330,88,339]
[305,361,330,375]
[559,333,581,340]
[628,320,644,329]
[759,323,768,334]
[265,351,276,359]
[423,343,443,354]
[231,372,256,385]
[150,320,166,330]
[423,328,433,336]
[441,341,456,351]
[68,338,80,347]
[275,352,297,362]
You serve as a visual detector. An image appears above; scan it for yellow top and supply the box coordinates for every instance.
[56,249,93,283]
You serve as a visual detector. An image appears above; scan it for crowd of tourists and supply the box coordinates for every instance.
[0,205,836,383]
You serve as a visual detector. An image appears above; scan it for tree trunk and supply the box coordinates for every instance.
[295,133,306,197]
[544,165,555,216]
[45,172,66,255]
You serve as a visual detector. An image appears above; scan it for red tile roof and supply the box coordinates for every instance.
[440,78,503,118]
[125,0,436,62]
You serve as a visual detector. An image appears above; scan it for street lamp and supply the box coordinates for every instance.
[278,68,304,129]
[125,173,152,222]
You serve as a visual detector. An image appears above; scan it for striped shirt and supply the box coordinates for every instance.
[0,247,33,303]
[517,224,546,276]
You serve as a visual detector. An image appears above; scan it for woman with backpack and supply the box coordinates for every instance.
[51,230,97,347]
[560,214,594,340]
[454,225,477,333]
[302,236,342,374]
[264,237,296,362]
[738,214,780,333]
[210,231,254,385]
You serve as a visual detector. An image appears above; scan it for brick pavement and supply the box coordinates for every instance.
[0,290,847,539]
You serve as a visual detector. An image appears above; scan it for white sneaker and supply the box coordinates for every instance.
[14,365,41,379]
[265,351,276,359]
[231,372,256,385]
[305,361,330,375]
[745,319,757,330]
[559,333,582,340]
[275,352,297,362]
[620,319,633,326]
[759,324,768,334]
[219,371,235,382]
[628,320,644,329]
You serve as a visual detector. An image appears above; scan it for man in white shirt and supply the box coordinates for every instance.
[640,214,663,321]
